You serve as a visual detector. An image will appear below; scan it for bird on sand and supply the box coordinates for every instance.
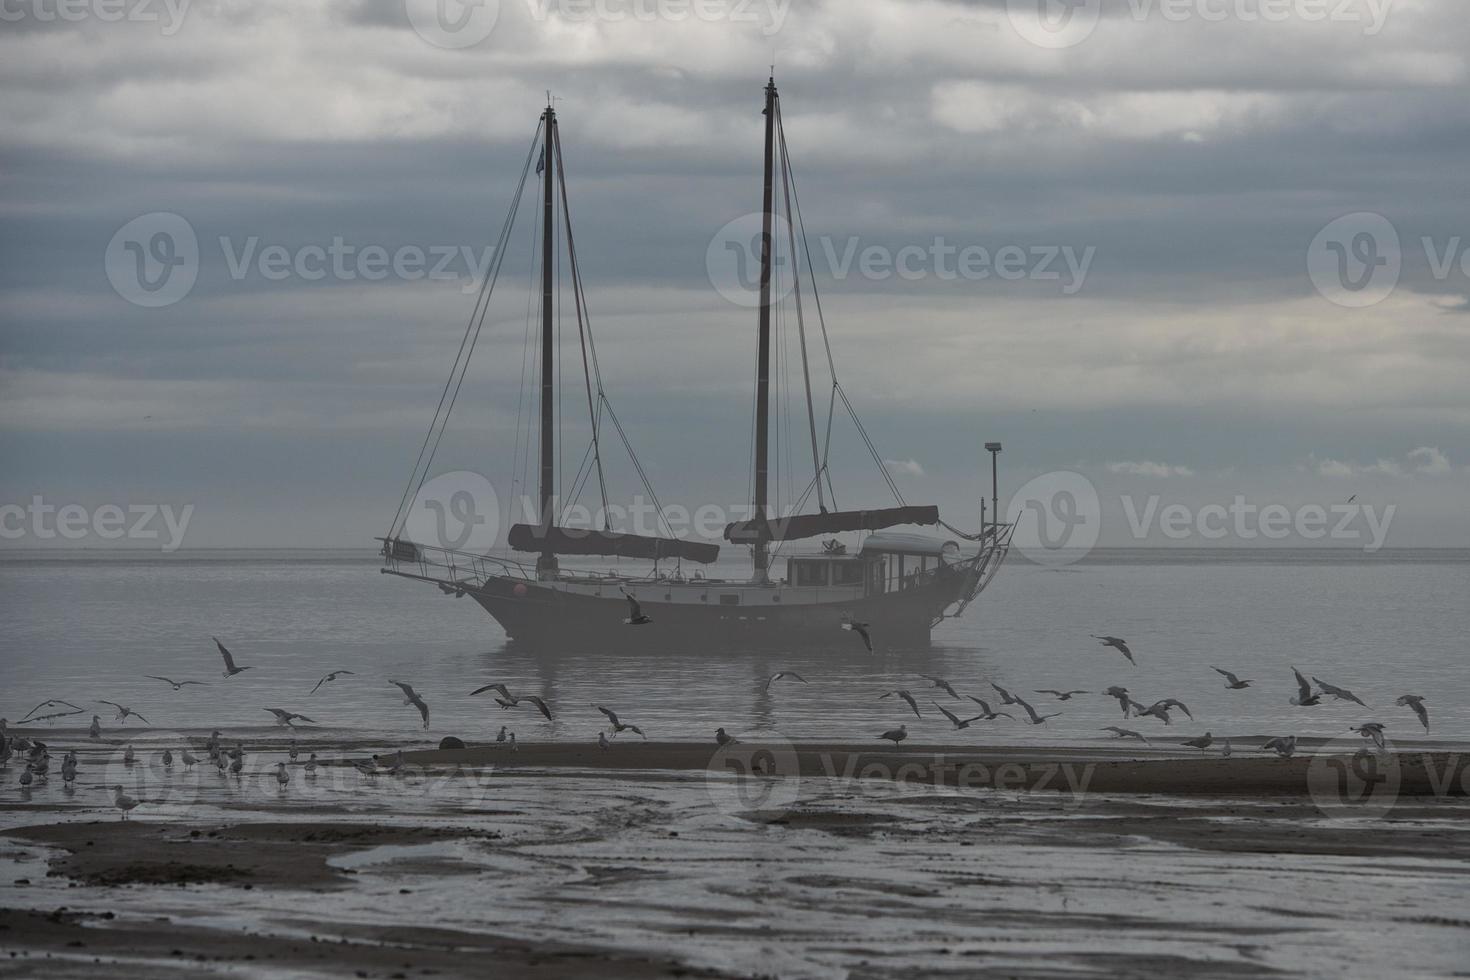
[598,731,610,750]
[144,675,208,691]
[765,670,807,691]
[162,749,173,768]
[110,785,140,820]
[1222,738,1232,758]
[1314,676,1367,707]
[1183,732,1214,751]
[1136,698,1192,726]
[181,749,198,769]
[1263,735,1298,758]
[98,701,149,725]
[496,726,507,743]
[933,702,988,730]
[595,705,645,739]
[21,699,83,722]
[1091,634,1135,665]
[469,682,513,700]
[1290,668,1323,706]
[508,733,517,752]
[304,753,318,777]
[879,724,907,745]
[716,727,739,746]
[389,680,430,729]
[89,716,102,739]
[841,619,873,652]
[1100,726,1150,744]
[308,670,355,695]
[878,689,922,719]
[1350,722,1387,750]
[213,638,252,677]
[123,745,134,764]
[1012,696,1061,726]
[620,589,651,625]
[1102,686,1134,717]
[965,696,1014,721]
[275,762,290,790]
[1211,667,1253,689]
[1396,694,1429,732]
[990,683,1021,706]
[919,674,962,699]
[1035,689,1088,701]
[352,758,377,779]
[19,766,34,788]
[263,708,316,728]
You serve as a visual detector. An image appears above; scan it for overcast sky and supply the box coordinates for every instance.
[2,0,1467,552]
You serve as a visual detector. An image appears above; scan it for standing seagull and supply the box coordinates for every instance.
[1183,732,1214,751]
[965,696,1013,721]
[1289,668,1322,706]
[275,762,290,790]
[308,670,355,695]
[1091,635,1135,665]
[88,716,102,739]
[263,708,317,728]
[841,619,873,652]
[879,724,908,746]
[110,785,140,820]
[213,637,253,677]
[98,701,149,725]
[598,731,610,750]
[715,727,739,746]
[1211,667,1253,690]
[1396,694,1429,732]
[878,689,922,719]
[1013,696,1062,726]
[620,590,651,625]
[765,671,808,691]
[595,705,646,739]
[1262,735,1298,758]
[389,681,430,729]
[1314,676,1367,707]
[144,675,208,691]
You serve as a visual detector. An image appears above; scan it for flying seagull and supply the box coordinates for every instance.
[1395,694,1429,732]
[98,701,149,725]
[1182,732,1214,751]
[389,680,430,729]
[841,619,873,652]
[263,708,317,727]
[1211,667,1252,689]
[308,670,355,695]
[878,689,922,719]
[1100,726,1150,744]
[595,705,646,739]
[1091,634,1135,665]
[214,637,252,677]
[765,670,807,691]
[469,682,513,699]
[1012,696,1061,726]
[965,696,1013,721]
[20,699,83,723]
[933,702,988,730]
[1136,698,1192,726]
[144,675,207,691]
[919,674,962,699]
[991,683,1021,706]
[1262,735,1298,758]
[1035,689,1089,701]
[1102,686,1134,717]
[510,694,553,720]
[1289,668,1322,706]
[620,589,651,625]
[1313,676,1367,707]
[1350,722,1387,750]
[27,708,84,726]
[879,724,908,745]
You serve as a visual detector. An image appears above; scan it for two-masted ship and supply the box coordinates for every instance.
[379,79,1012,650]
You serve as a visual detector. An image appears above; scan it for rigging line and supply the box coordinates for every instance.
[835,383,907,506]
[389,121,542,539]
[774,101,825,512]
[552,123,611,527]
[598,394,677,540]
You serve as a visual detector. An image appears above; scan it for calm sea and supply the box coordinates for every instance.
[2,548,1465,747]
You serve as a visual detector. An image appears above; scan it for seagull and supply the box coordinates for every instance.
[1035,689,1089,701]
[879,724,908,745]
[214,637,252,677]
[1091,634,1135,665]
[123,744,134,764]
[964,696,1013,721]
[288,740,299,762]
[509,695,553,720]
[1262,735,1298,758]
[1136,699,1192,726]
[841,619,873,652]
[1222,738,1232,757]
[1396,694,1429,732]
[21,699,84,722]
[110,785,139,820]
[765,670,808,691]
[352,758,377,778]
[919,674,962,699]
[19,766,34,788]
[469,682,514,700]
[162,749,173,767]
[1100,726,1150,744]
[181,749,198,769]
[304,753,318,777]
[496,726,507,743]
[390,680,430,729]
[308,670,355,695]
[716,727,739,746]
[275,762,290,790]
[878,689,922,719]
[1314,676,1367,707]
[1102,686,1134,717]
[1290,668,1322,706]
[88,716,101,739]
[1183,732,1214,751]
[1350,723,1387,750]
[144,675,208,691]
[98,701,149,725]
[229,754,244,778]
[933,702,988,730]
[263,708,317,728]
[1012,696,1061,726]
[598,731,610,750]
[991,683,1021,706]
[1211,667,1253,690]
[595,705,645,739]
[508,733,517,752]
[620,589,651,625]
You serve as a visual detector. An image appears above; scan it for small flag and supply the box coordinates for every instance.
[535,147,545,176]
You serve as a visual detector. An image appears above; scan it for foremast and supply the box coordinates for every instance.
[752,77,778,583]
[537,101,559,579]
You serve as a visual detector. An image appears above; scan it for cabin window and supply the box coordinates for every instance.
[831,561,864,586]
[792,561,828,587]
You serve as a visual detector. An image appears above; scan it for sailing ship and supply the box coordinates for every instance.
[380,79,1013,650]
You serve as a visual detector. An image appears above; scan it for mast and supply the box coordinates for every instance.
[753,77,777,582]
[538,103,558,577]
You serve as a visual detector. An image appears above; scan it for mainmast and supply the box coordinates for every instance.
[752,77,778,582]
[538,102,558,578]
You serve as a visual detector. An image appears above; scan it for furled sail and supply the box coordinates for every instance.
[723,505,940,544]
[507,524,720,564]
